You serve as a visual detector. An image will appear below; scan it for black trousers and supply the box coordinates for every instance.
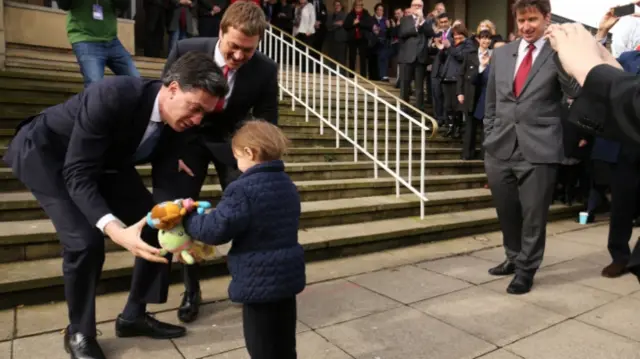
[144,4,166,58]
[198,16,221,38]
[607,154,640,265]
[295,34,314,73]
[152,135,241,292]
[29,168,168,337]
[243,297,297,359]
[348,38,368,77]
[400,61,425,111]
[462,115,483,160]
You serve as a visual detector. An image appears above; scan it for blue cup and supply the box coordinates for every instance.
[578,211,589,225]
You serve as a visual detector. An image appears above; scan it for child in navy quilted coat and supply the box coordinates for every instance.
[184,119,304,359]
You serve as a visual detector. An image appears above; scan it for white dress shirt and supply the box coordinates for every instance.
[214,40,237,108]
[611,15,640,57]
[294,3,316,36]
[513,36,546,78]
[478,48,491,73]
[96,95,163,233]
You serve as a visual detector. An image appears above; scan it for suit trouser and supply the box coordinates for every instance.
[430,77,444,123]
[28,168,168,337]
[144,4,166,58]
[152,135,241,291]
[607,154,640,265]
[400,62,425,111]
[484,147,558,277]
[462,115,483,160]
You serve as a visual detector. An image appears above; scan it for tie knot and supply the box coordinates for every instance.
[527,43,536,51]
[222,66,229,77]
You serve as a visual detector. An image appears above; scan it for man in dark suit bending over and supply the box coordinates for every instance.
[3,52,229,359]
[157,0,279,323]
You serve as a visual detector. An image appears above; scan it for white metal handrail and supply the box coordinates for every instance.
[258,26,440,219]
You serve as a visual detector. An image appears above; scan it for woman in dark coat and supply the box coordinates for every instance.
[325,0,348,70]
[343,0,374,77]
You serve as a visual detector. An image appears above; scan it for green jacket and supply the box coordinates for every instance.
[57,0,130,44]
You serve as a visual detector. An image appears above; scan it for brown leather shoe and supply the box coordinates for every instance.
[601,262,629,278]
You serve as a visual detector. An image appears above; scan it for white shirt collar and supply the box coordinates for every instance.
[214,40,226,69]
[519,36,546,53]
[150,93,162,124]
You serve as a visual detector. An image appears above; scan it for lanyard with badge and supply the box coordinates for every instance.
[93,0,104,20]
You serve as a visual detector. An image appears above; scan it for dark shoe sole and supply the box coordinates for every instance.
[115,328,187,340]
[506,286,531,295]
[178,310,200,324]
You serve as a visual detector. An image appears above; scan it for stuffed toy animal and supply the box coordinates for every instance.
[146,199,217,264]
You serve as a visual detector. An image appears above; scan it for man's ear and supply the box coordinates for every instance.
[244,147,255,160]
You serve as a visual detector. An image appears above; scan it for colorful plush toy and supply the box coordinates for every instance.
[146,199,217,265]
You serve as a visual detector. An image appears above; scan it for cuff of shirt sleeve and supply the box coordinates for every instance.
[96,213,125,234]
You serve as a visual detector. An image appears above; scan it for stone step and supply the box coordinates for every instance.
[0,124,459,148]
[6,45,166,69]
[0,203,581,308]
[0,160,484,193]
[0,189,496,263]
[0,146,474,168]
[0,174,488,222]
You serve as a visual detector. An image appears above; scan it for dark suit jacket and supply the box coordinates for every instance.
[396,15,435,64]
[3,77,163,227]
[457,47,481,113]
[343,9,375,42]
[163,37,278,145]
[473,64,490,120]
[569,61,640,148]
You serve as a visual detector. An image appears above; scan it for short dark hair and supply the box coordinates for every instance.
[437,12,449,20]
[512,0,551,17]
[162,51,229,98]
[452,24,469,38]
[477,30,492,39]
[220,1,268,38]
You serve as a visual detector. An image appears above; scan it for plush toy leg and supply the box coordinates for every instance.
[181,250,195,265]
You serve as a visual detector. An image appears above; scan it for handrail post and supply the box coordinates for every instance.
[304,46,309,122]
[319,56,324,135]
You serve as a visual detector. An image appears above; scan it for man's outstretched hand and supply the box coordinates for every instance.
[106,218,168,264]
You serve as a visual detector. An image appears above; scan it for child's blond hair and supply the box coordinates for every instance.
[231,120,290,161]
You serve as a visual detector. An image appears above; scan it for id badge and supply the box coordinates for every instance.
[92,4,104,20]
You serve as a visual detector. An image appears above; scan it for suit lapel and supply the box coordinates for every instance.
[127,81,162,156]
[505,39,520,96]
[519,41,553,96]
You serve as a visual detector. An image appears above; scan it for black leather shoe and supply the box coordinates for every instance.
[178,291,202,323]
[64,329,106,359]
[506,275,533,295]
[115,313,186,339]
[488,260,516,276]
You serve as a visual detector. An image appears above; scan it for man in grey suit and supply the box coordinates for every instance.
[483,0,579,294]
[397,0,435,111]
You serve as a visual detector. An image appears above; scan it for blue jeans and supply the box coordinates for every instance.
[71,38,140,87]
[168,30,189,54]
[377,44,391,79]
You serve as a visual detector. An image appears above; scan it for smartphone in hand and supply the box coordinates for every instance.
[613,3,635,17]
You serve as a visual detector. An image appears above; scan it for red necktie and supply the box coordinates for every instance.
[513,43,535,97]
[214,66,230,112]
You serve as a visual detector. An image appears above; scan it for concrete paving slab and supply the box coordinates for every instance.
[154,301,243,359]
[383,234,503,264]
[12,325,182,359]
[348,265,471,304]
[317,306,496,359]
[470,246,509,263]
[305,251,407,284]
[481,269,620,317]
[541,259,640,296]
[94,321,183,359]
[296,279,400,329]
[0,310,14,341]
[206,331,351,359]
[412,286,566,346]
[506,319,640,359]
[0,341,10,359]
[541,238,602,266]
[476,349,523,359]
[417,255,501,284]
[577,297,640,342]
